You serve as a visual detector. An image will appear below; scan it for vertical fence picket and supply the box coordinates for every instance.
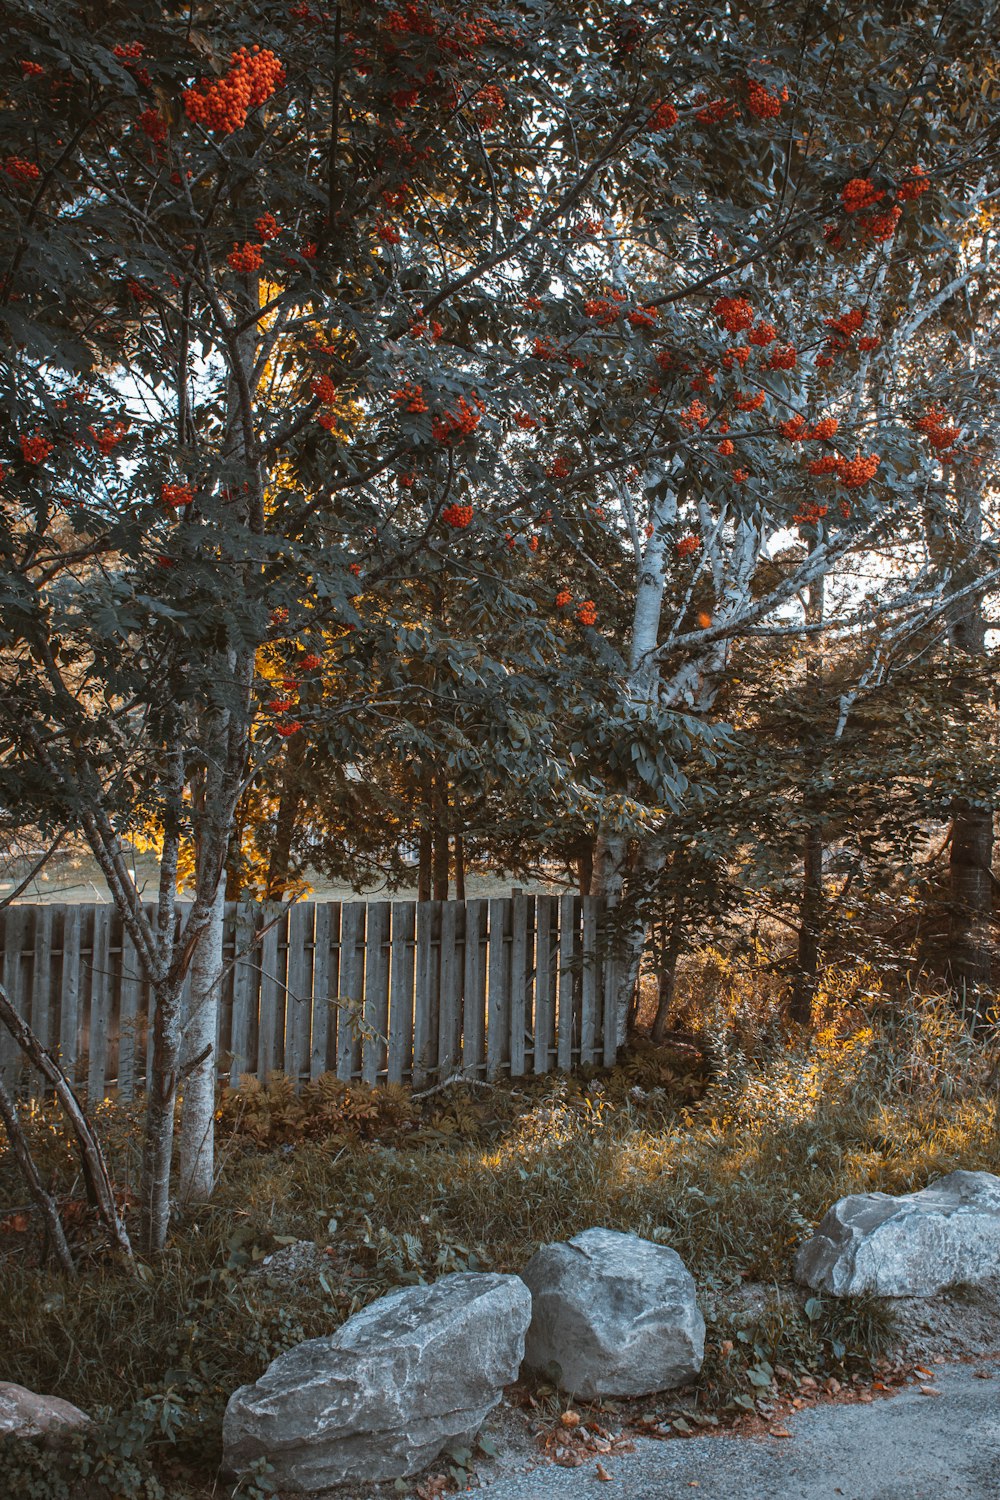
[59,904,82,1086]
[462,899,487,1077]
[284,902,314,1090]
[509,894,531,1077]
[0,906,29,1084]
[437,901,462,1077]
[533,895,557,1074]
[581,896,600,1066]
[118,920,142,1100]
[86,906,112,1102]
[556,893,577,1071]
[486,898,511,1080]
[310,902,333,1080]
[229,903,259,1084]
[412,901,440,1088]
[256,905,284,1083]
[387,901,415,1084]
[337,902,365,1080]
[362,902,390,1084]
[30,905,54,1055]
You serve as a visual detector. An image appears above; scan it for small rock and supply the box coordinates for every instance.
[519,1227,705,1398]
[0,1382,90,1444]
[223,1270,531,1491]
[795,1171,1000,1297]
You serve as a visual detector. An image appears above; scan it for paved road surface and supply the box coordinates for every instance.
[478,1361,1000,1500]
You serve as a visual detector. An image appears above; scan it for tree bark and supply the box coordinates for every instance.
[140,977,183,1254]
[651,895,685,1044]
[177,873,226,1204]
[948,799,994,1001]
[432,775,450,899]
[789,571,826,1026]
[454,831,466,901]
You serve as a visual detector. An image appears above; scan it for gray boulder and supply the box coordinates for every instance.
[520,1227,705,1398]
[223,1270,531,1491]
[795,1170,1000,1297]
[0,1382,90,1443]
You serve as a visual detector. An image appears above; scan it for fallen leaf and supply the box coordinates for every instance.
[914,1365,933,1377]
[560,1410,581,1428]
[918,1385,941,1397]
[771,1427,793,1439]
[595,1463,613,1482]
[973,1370,993,1380]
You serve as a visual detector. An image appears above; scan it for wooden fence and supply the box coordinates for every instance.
[0,896,619,1099]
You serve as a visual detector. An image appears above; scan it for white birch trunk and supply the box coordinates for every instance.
[177,872,226,1204]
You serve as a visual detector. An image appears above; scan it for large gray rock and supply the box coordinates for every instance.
[0,1382,90,1443]
[520,1227,705,1398]
[795,1170,1000,1297]
[223,1271,531,1491]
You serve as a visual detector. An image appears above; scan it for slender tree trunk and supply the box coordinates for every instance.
[266,731,307,899]
[432,775,450,900]
[417,824,432,901]
[454,831,466,901]
[651,894,685,1044]
[177,874,226,1204]
[140,977,183,1253]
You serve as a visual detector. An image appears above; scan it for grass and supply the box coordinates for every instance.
[1,955,998,1497]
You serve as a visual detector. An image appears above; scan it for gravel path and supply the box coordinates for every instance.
[475,1359,1000,1500]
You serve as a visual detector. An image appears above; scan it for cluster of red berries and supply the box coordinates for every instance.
[836,453,880,487]
[161,482,195,507]
[513,411,539,429]
[299,652,323,671]
[138,108,167,143]
[227,242,264,274]
[628,306,658,330]
[377,219,402,244]
[732,467,749,483]
[721,346,750,370]
[555,589,572,608]
[793,501,828,525]
[442,503,474,529]
[676,534,700,557]
[409,317,444,340]
[861,205,901,242]
[20,60,44,77]
[840,177,884,212]
[914,405,961,451]
[808,417,839,440]
[547,456,572,478]
[583,294,624,327]
[392,382,428,413]
[432,395,484,443]
[713,296,754,333]
[89,421,128,456]
[255,212,281,241]
[807,454,841,476]
[575,600,597,626]
[734,391,766,412]
[4,156,40,184]
[746,79,787,118]
[184,47,285,134]
[648,98,678,131]
[717,439,735,456]
[897,166,930,201]
[313,375,338,405]
[858,335,881,352]
[695,94,736,124]
[766,344,797,370]
[475,84,506,127]
[113,41,151,87]
[680,399,709,430]
[19,433,52,464]
[779,415,807,441]
[747,321,777,346]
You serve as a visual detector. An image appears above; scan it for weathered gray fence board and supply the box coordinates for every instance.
[337,902,365,1081]
[509,894,530,1077]
[0,892,615,1096]
[557,893,577,1071]
[86,906,112,1102]
[285,902,314,1086]
[534,895,557,1074]
[310,902,334,1081]
[486,898,511,1080]
[581,896,600,1065]
[462,899,487,1077]
[437,900,462,1077]
[363,901,390,1084]
[387,901,415,1084]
